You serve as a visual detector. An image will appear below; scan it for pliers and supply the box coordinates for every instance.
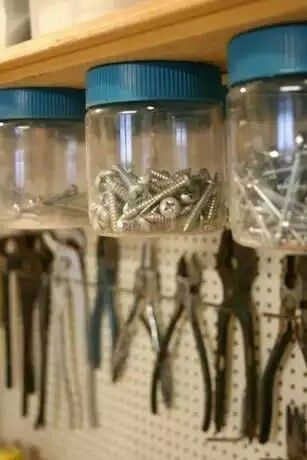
[259,255,307,444]
[214,230,258,440]
[287,404,306,460]
[43,232,90,429]
[0,236,23,389]
[112,241,172,411]
[151,253,212,431]
[15,234,46,418]
[89,237,119,369]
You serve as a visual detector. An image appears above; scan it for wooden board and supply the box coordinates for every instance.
[0,0,306,88]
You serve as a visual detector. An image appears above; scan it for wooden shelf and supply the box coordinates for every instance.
[0,0,306,88]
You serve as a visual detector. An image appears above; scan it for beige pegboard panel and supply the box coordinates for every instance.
[0,229,306,460]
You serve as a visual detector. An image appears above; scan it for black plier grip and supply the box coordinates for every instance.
[151,254,212,432]
[259,322,293,444]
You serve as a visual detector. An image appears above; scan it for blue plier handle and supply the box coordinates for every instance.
[89,238,119,369]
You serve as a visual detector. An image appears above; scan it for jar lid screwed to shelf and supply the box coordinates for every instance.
[86,61,223,108]
[0,88,85,120]
[228,23,307,86]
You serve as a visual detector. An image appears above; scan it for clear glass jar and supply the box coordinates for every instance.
[228,24,307,252]
[0,88,87,229]
[86,61,226,236]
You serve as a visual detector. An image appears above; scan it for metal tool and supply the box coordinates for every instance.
[89,237,119,369]
[287,404,306,460]
[259,255,307,444]
[214,230,258,440]
[112,241,172,410]
[43,232,92,429]
[151,253,212,431]
[16,234,45,417]
[0,236,22,389]
[34,237,53,429]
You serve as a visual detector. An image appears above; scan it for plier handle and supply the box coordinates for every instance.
[89,237,119,369]
[112,242,172,410]
[287,404,306,459]
[151,253,212,431]
[259,255,307,444]
[16,234,45,417]
[215,230,258,440]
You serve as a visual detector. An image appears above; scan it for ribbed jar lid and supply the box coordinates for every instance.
[228,23,307,86]
[86,61,223,107]
[0,88,85,120]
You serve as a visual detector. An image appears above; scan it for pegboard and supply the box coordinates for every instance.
[0,229,306,460]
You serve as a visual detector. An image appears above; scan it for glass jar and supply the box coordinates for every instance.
[86,61,226,236]
[228,24,307,252]
[0,88,87,229]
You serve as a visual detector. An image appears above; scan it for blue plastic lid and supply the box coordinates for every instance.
[0,88,85,120]
[86,61,223,107]
[228,23,307,86]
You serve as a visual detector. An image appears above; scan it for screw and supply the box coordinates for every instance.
[95,169,116,191]
[150,169,171,182]
[124,174,190,219]
[116,217,134,232]
[183,181,215,232]
[180,189,199,205]
[105,188,119,232]
[117,216,150,232]
[104,176,128,202]
[159,196,181,219]
[180,204,194,216]
[92,216,106,233]
[202,192,219,223]
[89,203,110,229]
[112,164,143,199]
[143,212,172,225]
[41,185,79,206]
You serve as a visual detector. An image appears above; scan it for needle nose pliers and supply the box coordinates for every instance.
[151,253,212,431]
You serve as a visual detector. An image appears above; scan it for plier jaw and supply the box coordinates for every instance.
[176,253,202,293]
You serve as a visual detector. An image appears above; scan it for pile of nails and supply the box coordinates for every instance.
[90,165,223,234]
[234,135,307,249]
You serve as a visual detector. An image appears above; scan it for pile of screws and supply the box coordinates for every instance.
[233,134,307,249]
[90,165,223,234]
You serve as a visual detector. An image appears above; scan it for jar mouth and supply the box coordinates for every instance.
[86,99,223,112]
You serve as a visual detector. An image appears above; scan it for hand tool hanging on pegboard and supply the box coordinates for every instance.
[16,234,46,417]
[0,236,22,389]
[214,229,258,440]
[112,241,173,410]
[43,231,94,429]
[259,255,307,444]
[151,253,212,431]
[33,236,53,429]
[66,230,99,428]
[88,237,119,370]
[286,403,306,460]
